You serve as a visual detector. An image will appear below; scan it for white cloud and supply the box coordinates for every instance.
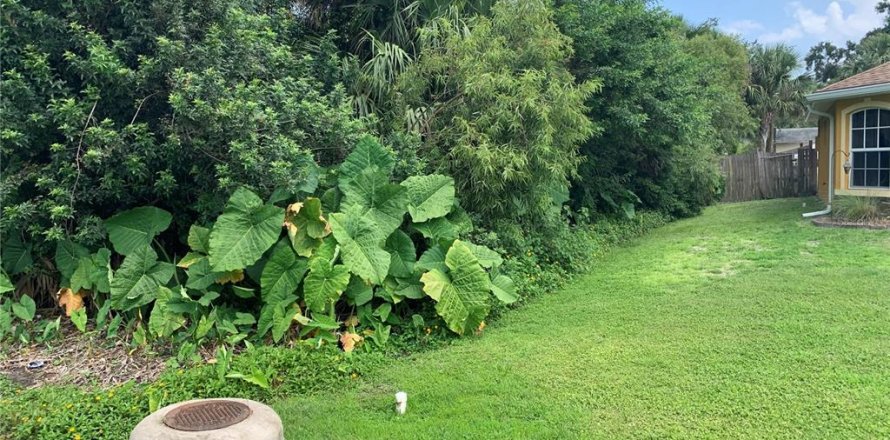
[722,19,765,35]
[758,0,883,45]
[760,26,804,43]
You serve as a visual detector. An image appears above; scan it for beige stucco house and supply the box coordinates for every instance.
[774,127,818,154]
[806,61,890,214]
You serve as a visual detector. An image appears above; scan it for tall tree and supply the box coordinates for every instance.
[392,0,597,220]
[805,41,855,84]
[747,44,807,153]
[555,0,725,218]
[683,22,757,154]
[806,2,890,85]
[299,0,493,58]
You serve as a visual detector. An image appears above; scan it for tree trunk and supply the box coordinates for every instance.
[758,112,773,152]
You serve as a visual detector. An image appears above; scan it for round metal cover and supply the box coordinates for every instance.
[163,400,252,431]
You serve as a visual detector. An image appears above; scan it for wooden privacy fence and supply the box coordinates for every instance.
[721,147,818,203]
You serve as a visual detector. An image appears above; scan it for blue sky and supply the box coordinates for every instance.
[659,0,884,56]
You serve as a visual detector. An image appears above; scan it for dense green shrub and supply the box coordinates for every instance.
[555,0,739,218]
[390,0,597,221]
[1,137,517,349]
[1,0,366,284]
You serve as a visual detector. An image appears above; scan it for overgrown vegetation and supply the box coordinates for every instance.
[10,0,883,438]
[1,0,744,349]
[3,136,519,351]
[556,0,747,217]
[1,210,666,440]
[391,1,598,220]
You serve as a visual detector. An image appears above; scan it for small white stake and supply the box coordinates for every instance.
[395,391,408,415]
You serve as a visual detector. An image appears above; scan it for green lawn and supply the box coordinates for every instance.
[275,199,890,439]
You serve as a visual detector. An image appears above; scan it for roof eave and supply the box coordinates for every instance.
[807,83,890,103]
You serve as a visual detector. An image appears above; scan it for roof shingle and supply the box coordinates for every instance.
[818,62,890,93]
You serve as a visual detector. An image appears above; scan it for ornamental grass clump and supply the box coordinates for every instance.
[833,196,887,222]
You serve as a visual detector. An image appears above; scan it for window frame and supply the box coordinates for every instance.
[848,108,890,190]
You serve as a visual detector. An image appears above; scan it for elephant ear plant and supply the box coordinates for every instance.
[3,136,518,348]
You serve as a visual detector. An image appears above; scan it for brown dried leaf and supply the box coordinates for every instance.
[283,202,303,238]
[340,332,363,353]
[57,288,86,316]
[343,315,360,328]
[475,320,487,335]
[215,270,244,285]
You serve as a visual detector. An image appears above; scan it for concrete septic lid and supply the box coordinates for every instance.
[130,398,283,440]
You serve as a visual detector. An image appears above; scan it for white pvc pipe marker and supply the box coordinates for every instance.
[395,392,408,415]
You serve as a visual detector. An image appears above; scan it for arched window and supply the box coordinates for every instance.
[851,108,890,189]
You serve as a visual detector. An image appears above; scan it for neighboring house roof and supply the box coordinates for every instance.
[808,62,890,103]
[818,62,890,93]
[775,127,818,144]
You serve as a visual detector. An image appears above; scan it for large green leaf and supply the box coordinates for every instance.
[0,308,12,338]
[385,230,416,278]
[303,259,350,313]
[70,248,112,293]
[415,245,447,274]
[490,274,519,304]
[187,225,211,253]
[12,295,36,321]
[257,296,297,338]
[208,187,285,272]
[105,207,172,255]
[271,303,300,343]
[149,287,186,338]
[329,211,391,284]
[261,239,309,304]
[0,270,13,295]
[420,240,491,335]
[284,198,331,257]
[463,242,503,269]
[55,240,89,280]
[412,217,458,242]
[345,276,373,306]
[401,175,455,223]
[341,168,408,235]
[109,245,175,311]
[339,136,395,184]
[394,280,425,299]
[2,234,32,275]
[185,257,218,291]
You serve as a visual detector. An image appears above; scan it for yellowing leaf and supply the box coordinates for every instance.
[344,315,360,328]
[177,251,204,269]
[340,332,363,353]
[476,321,486,335]
[216,270,244,285]
[284,198,332,257]
[57,288,85,316]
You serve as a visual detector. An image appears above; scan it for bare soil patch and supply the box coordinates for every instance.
[0,321,171,389]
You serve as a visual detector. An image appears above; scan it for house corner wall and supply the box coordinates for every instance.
[816,117,830,201]
[832,94,890,199]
